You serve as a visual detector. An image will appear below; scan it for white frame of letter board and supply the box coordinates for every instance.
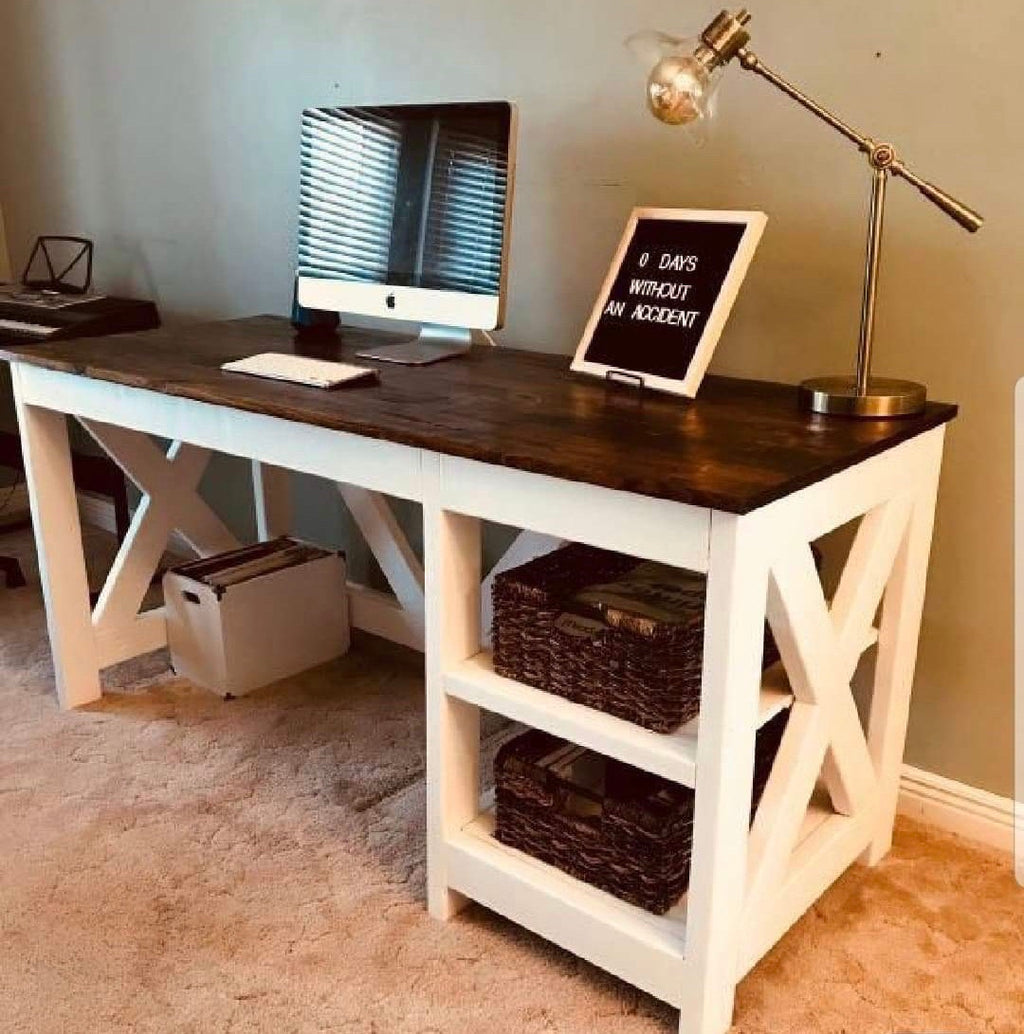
[571,207,767,399]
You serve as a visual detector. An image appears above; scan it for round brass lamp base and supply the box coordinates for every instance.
[799,376,927,418]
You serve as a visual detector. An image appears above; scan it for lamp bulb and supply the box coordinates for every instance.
[647,54,713,126]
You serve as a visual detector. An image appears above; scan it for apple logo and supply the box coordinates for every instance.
[386,293,396,310]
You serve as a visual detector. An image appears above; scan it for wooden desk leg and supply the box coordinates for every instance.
[424,454,482,920]
[680,512,769,1034]
[862,467,941,865]
[13,375,100,708]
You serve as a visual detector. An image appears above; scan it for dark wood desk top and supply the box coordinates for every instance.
[0,315,956,514]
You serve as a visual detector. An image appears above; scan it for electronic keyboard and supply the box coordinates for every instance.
[0,294,160,344]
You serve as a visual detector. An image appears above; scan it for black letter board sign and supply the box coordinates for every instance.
[572,208,766,398]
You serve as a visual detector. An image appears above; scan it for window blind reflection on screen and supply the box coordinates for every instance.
[298,108,402,283]
[422,126,508,294]
[296,104,510,297]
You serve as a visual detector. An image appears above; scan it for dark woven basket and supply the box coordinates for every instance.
[494,710,789,915]
[492,543,780,733]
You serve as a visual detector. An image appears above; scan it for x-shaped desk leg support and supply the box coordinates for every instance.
[81,420,241,671]
[334,483,562,653]
[737,482,938,977]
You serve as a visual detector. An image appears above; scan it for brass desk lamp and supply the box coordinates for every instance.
[630,9,984,417]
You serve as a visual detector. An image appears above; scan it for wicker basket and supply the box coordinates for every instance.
[494,710,788,915]
[492,543,780,733]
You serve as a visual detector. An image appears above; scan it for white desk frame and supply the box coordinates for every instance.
[10,360,945,1034]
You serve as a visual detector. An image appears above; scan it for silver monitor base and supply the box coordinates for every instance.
[355,324,474,366]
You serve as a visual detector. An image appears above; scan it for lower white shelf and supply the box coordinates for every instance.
[449,796,843,1009]
[447,807,690,1008]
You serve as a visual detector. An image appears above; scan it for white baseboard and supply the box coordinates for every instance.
[77,491,192,557]
[898,764,1017,854]
[5,478,134,545]
[77,490,118,535]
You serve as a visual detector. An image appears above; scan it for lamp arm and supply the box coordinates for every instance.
[736,48,984,233]
[736,48,868,149]
[887,160,984,234]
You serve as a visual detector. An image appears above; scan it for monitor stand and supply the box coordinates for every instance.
[355,324,473,367]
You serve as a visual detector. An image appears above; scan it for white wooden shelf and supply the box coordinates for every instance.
[449,797,839,1009]
[448,807,690,1008]
[444,651,793,787]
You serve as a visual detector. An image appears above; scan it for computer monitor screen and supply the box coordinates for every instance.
[296,101,515,332]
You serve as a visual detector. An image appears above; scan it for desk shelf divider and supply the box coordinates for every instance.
[445,650,794,787]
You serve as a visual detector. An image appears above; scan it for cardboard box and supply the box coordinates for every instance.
[163,537,350,697]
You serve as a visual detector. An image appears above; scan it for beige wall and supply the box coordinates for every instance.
[0,1,1019,796]
[0,205,11,282]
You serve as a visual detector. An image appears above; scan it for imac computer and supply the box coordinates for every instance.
[296,101,517,364]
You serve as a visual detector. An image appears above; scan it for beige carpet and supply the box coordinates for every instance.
[0,526,1021,1034]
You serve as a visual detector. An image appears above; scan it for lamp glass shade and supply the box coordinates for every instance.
[627,31,722,128]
